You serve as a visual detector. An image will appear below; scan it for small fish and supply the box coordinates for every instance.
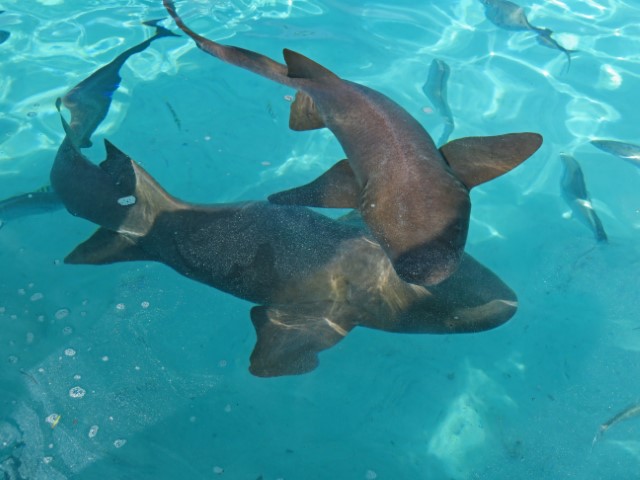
[479,0,575,71]
[592,402,640,448]
[560,153,607,243]
[0,185,63,223]
[591,139,640,168]
[422,59,454,146]
[536,30,576,72]
[165,101,182,130]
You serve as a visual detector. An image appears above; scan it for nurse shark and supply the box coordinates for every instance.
[163,0,543,286]
[49,22,518,378]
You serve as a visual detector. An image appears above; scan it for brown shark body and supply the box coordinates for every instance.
[53,137,518,377]
[163,0,542,286]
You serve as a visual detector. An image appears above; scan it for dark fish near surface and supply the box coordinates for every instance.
[0,186,63,224]
[163,0,542,286]
[479,0,575,71]
[560,154,607,243]
[50,28,518,378]
[60,19,178,149]
[0,10,8,45]
[592,402,640,448]
[422,59,454,146]
[591,139,640,168]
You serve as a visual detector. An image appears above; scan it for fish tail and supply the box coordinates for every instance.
[142,18,180,39]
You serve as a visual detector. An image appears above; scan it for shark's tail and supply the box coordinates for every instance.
[51,111,184,265]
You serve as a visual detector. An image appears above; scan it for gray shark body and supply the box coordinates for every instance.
[560,154,607,243]
[164,0,542,286]
[49,21,518,377]
[422,59,454,146]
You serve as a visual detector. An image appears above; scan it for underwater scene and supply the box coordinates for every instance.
[1,0,640,478]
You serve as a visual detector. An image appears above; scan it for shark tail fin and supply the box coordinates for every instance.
[439,132,543,189]
[249,304,356,377]
[97,139,183,235]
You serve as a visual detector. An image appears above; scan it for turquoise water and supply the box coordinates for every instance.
[1,0,640,478]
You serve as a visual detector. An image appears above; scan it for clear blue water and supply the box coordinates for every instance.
[1,0,640,478]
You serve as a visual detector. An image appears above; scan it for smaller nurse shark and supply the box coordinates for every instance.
[163,0,542,287]
[49,22,518,377]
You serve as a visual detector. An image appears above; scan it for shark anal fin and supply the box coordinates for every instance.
[268,159,360,208]
[289,91,325,131]
[65,227,152,265]
[440,132,542,189]
[249,305,354,377]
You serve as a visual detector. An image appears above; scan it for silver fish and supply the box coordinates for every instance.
[560,154,607,243]
[592,402,640,447]
[591,139,640,168]
[422,59,455,146]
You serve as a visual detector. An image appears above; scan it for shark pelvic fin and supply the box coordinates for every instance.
[65,227,153,265]
[440,132,543,189]
[289,91,325,131]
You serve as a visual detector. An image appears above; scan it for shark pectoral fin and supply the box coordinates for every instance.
[440,132,543,189]
[268,159,360,208]
[65,227,152,265]
[249,305,355,377]
[289,91,325,131]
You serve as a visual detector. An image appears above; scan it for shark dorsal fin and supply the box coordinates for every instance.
[268,159,359,208]
[440,132,542,189]
[283,48,338,80]
[99,139,137,192]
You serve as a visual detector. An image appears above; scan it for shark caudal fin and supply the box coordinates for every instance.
[439,132,542,189]
[249,304,356,377]
[54,138,183,265]
[268,159,359,208]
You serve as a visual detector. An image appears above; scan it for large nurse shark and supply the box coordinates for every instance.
[49,22,518,378]
[163,0,543,286]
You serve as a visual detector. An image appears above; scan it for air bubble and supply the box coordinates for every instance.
[55,308,69,320]
[30,292,43,301]
[141,301,150,309]
[64,348,76,357]
[213,466,224,474]
[17,288,25,295]
[7,355,18,364]
[115,303,125,311]
[101,356,109,362]
[62,326,73,336]
[69,386,86,398]
[45,413,60,426]
[73,374,81,380]
[88,425,99,438]
[113,439,127,448]
[43,456,53,464]
[365,470,377,480]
